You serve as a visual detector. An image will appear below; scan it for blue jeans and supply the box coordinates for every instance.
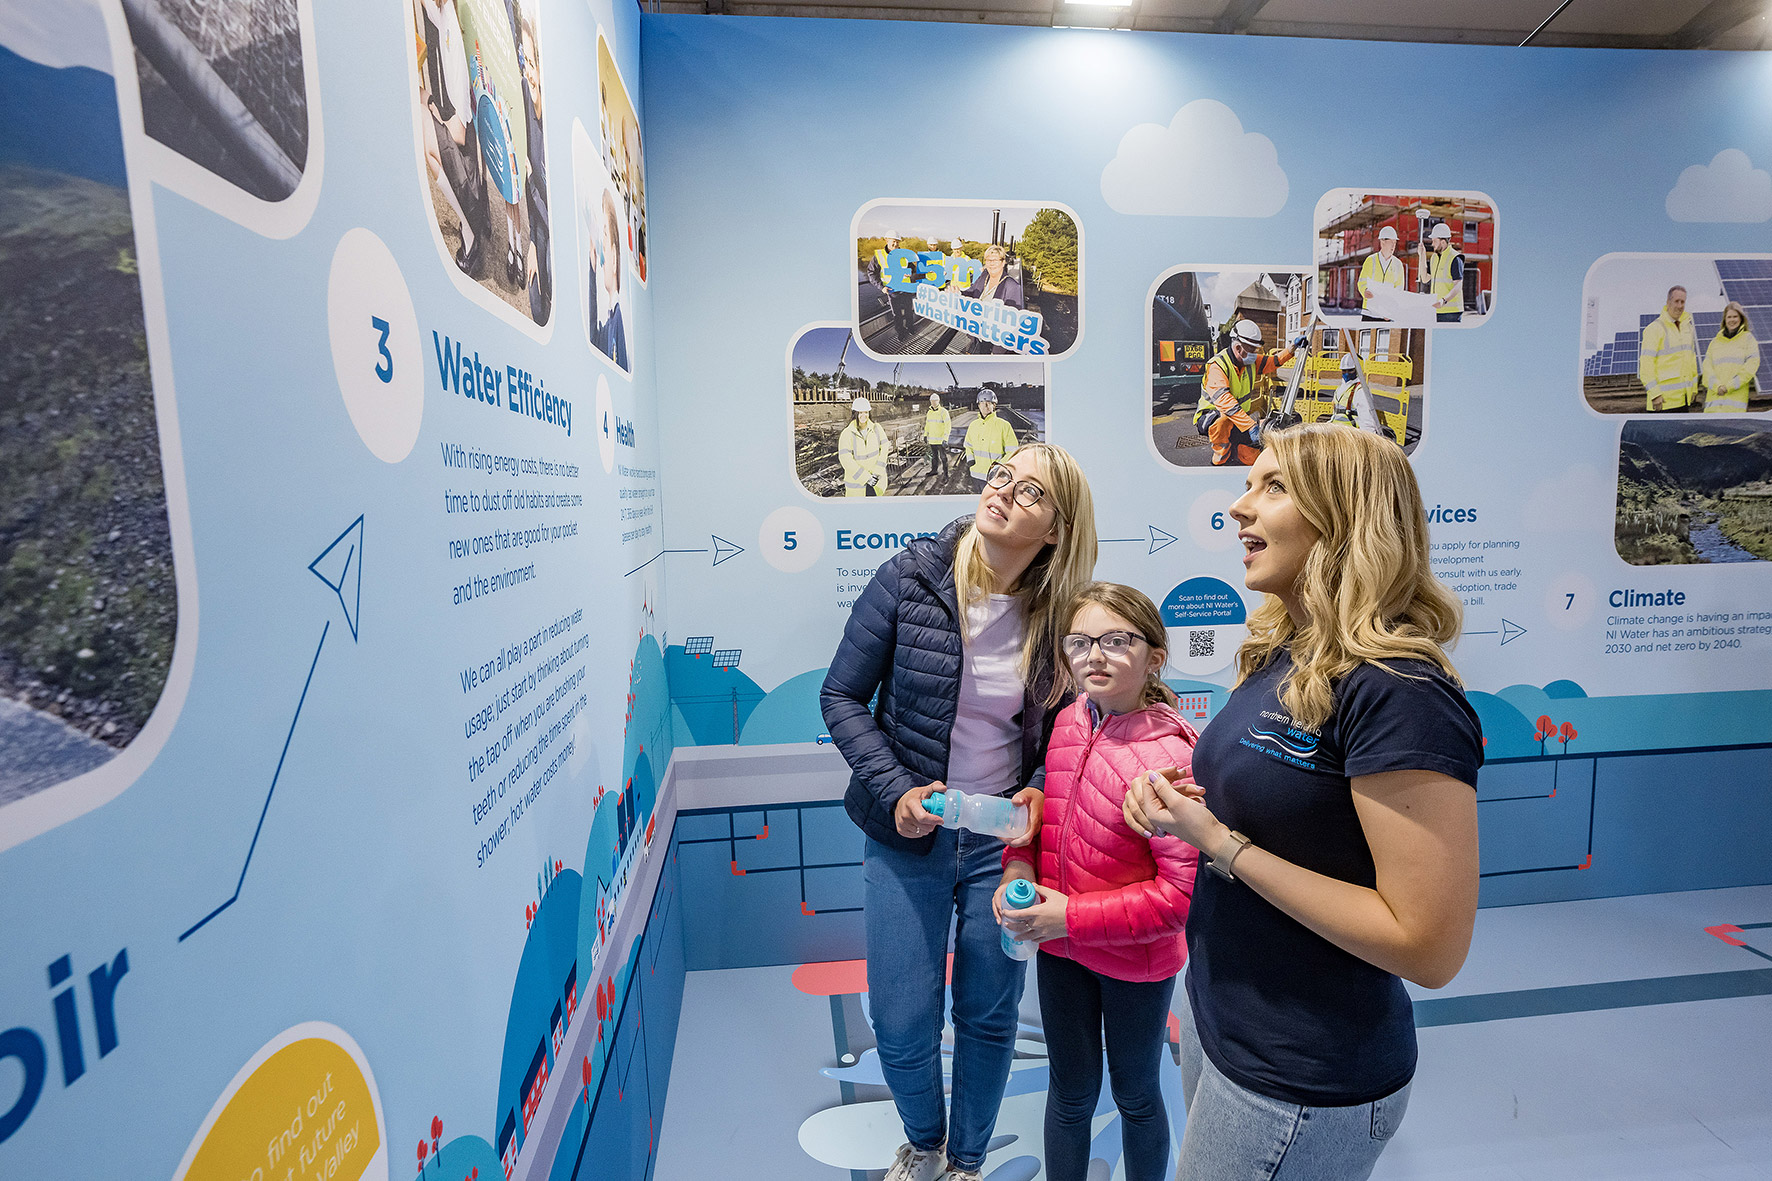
[864,830,1027,1170]
[1037,950,1175,1181]
[1175,996,1411,1180]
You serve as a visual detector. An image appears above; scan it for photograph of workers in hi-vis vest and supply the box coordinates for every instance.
[851,199,1080,361]
[1149,267,1427,469]
[789,324,1048,498]
[1582,253,1772,416]
[409,0,554,327]
[1312,189,1496,329]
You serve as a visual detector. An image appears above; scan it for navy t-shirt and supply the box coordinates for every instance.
[1184,649,1483,1107]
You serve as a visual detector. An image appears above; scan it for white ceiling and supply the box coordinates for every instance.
[647,0,1772,50]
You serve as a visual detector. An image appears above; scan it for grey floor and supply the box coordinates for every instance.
[655,885,1772,1180]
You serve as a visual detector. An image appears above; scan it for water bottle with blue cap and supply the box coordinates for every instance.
[922,787,1029,841]
[999,878,1039,961]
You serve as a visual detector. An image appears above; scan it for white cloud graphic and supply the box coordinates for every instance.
[1666,149,1772,223]
[1101,99,1288,218]
[0,0,111,73]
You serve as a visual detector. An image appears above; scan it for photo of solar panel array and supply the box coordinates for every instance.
[1585,259,1772,379]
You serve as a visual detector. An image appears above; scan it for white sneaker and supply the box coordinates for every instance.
[883,1141,946,1181]
[940,1165,983,1181]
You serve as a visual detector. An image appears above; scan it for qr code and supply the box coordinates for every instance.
[1189,629,1215,658]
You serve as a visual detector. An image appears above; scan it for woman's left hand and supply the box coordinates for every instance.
[1133,769,1221,850]
[1003,884,1068,944]
[1006,786,1044,847]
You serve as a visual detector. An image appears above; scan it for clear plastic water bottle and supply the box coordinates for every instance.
[1000,878,1039,961]
[922,788,1030,841]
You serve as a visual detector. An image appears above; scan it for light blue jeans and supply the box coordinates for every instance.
[1175,992,1411,1180]
[864,830,1027,1171]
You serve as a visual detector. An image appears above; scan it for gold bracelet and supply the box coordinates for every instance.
[1207,830,1252,882]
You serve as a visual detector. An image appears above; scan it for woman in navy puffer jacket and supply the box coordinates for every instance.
[822,443,1098,1181]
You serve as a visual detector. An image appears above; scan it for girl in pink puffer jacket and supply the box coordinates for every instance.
[994,582,1198,1181]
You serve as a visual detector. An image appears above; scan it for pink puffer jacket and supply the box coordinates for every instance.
[1004,697,1199,982]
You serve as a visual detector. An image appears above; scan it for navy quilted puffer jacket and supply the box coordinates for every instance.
[822,517,1063,854]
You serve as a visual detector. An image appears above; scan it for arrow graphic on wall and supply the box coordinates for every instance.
[625,534,746,577]
[1463,619,1528,646]
[308,515,364,641]
[1100,525,1178,555]
[179,516,362,942]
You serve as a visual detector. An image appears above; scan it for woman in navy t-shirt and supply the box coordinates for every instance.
[1125,424,1482,1179]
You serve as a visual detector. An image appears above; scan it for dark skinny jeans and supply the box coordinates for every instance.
[1036,949,1176,1181]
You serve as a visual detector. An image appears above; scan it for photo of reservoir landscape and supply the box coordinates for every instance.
[1617,419,1772,564]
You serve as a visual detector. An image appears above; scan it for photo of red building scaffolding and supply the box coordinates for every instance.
[1315,191,1496,328]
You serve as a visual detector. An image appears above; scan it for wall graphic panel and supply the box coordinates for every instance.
[0,1,670,1179]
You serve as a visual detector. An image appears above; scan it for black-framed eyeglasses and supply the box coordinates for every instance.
[984,464,1048,510]
[1061,631,1149,661]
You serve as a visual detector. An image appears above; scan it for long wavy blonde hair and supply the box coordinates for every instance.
[1236,424,1463,731]
[955,442,1098,704]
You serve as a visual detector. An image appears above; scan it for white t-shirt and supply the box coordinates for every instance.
[946,594,1027,798]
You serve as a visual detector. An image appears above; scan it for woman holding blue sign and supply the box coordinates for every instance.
[822,443,1098,1181]
[963,245,1024,355]
[1125,425,1482,1180]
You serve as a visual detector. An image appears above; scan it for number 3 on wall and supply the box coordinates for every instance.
[371,316,393,382]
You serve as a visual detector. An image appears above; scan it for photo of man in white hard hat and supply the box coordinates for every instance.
[1312,190,1494,328]
[923,392,952,480]
[791,327,1048,496]
[1426,221,1466,323]
[1151,268,1428,467]
[1193,317,1307,467]
[1358,226,1406,321]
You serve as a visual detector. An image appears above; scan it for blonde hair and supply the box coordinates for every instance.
[1059,582,1177,708]
[1236,424,1463,731]
[954,442,1098,705]
[1721,300,1753,334]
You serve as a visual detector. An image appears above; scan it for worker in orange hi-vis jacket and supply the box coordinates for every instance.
[1193,319,1307,466]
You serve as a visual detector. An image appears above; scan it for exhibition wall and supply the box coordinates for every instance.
[1,1,675,1179]
[2,6,1772,1181]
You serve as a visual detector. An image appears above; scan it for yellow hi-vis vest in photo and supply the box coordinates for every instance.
[1638,310,1699,410]
[1194,349,1265,429]
[1358,253,1405,309]
[839,419,890,495]
[924,405,952,443]
[1702,329,1760,413]
[963,412,1018,479]
[1428,248,1463,311]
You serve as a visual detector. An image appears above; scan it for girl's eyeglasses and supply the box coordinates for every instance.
[1061,631,1150,661]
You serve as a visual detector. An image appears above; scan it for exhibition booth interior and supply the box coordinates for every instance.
[1,2,1769,1179]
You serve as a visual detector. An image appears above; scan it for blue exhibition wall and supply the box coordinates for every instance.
[640,12,1772,966]
[0,1,679,1179]
[5,8,1772,1181]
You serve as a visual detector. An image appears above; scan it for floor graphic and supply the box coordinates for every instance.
[656,886,1772,1181]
